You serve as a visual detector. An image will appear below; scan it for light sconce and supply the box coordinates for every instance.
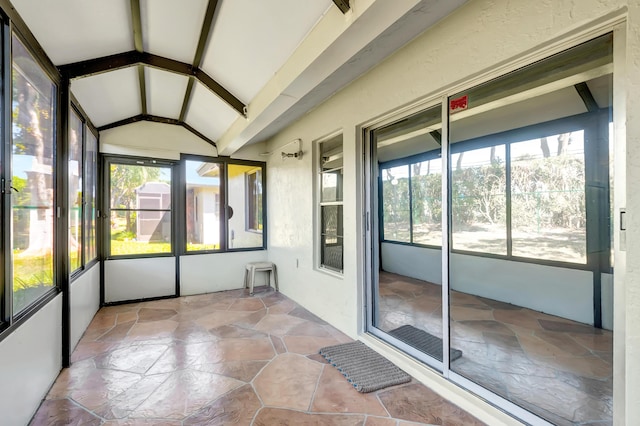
[280,138,303,160]
[282,150,303,160]
[259,138,303,160]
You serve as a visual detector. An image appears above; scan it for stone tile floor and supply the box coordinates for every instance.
[377,272,613,426]
[31,287,485,425]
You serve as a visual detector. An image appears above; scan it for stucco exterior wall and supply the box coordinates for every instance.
[264,0,635,424]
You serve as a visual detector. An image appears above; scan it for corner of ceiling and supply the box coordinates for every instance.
[215,0,427,156]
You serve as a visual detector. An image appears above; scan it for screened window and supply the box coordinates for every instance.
[183,157,265,253]
[318,134,343,272]
[69,106,98,273]
[84,130,98,262]
[11,33,57,314]
[247,169,263,232]
[69,110,83,273]
[109,163,173,256]
[228,164,264,249]
[185,160,222,251]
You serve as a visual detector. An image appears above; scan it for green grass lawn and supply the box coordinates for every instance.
[110,240,171,255]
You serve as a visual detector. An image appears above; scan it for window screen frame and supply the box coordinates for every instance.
[103,155,177,260]
[180,154,267,255]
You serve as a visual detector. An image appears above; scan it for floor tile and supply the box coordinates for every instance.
[378,383,485,425]
[131,369,242,419]
[253,352,323,410]
[311,365,388,416]
[32,289,488,426]
[183,384,261,425]
[95,344,168,373]
[192,360,268,382]
[30,399,102,426]
[137,307,177,322]
[254,408,365,425]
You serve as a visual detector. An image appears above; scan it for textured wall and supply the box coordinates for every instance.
[264,0,631,424]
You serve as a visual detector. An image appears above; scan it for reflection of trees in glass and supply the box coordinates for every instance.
[411,162,441,226]
[382,167,410,242]
[69,113,83,272]
[451,160,506,227]
[511,154,584,231]
[12,37,55,256]
[378,136,583,257]
[11,34,56,311]
[85,133,98,262]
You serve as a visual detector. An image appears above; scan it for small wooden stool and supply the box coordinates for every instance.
[244,261,278,295]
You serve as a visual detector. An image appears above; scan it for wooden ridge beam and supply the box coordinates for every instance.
[96,114,217,148]
[59,51,245,116]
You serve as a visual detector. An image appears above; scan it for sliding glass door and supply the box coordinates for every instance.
[365,32,616,425]
[367,105,445,370]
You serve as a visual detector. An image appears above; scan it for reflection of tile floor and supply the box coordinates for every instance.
[377,272,613,426]
[31,287,485,425]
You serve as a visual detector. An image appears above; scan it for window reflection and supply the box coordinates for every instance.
[69,110,83,272]
[11,34,56,314]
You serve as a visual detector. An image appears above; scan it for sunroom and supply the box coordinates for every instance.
[0,0,639,425]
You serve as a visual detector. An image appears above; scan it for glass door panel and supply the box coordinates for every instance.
[370,105,445,365]
[447,34,614,425]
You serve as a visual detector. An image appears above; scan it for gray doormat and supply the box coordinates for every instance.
[389,324,463,362]
[319,341,411,393]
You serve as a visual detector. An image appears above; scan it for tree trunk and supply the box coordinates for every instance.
[557,133,570,156]
[540,137,551,158]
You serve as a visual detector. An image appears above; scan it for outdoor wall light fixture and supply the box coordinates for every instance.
[281,150,303,160]
[259,138,303,159]
[280,138,303,160]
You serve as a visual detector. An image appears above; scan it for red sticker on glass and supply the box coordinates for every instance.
[449,95,468,113]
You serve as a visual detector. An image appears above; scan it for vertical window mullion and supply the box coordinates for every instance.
[408,164,414,244]
[1,18,9,324]
[506,142,512,256]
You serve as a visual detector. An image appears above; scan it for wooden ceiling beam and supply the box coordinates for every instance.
[59,51,245,116]
[130,0,147,115]
[332,0,350,14]
[574,82,600,113]
[179,0,223,122]
[97,114,217,148]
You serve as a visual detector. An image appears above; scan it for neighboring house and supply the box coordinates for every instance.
[135,182,171,242]
[187,162,221,248]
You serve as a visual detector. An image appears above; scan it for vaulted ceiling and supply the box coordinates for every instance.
[9,0,468,155]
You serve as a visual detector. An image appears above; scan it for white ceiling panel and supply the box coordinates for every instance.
[11,0,134,65]
[185,82,239,141]
[71,68,141,127]
[201,0,332,103]
[141,0,208,64]
[145,67,189,119]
